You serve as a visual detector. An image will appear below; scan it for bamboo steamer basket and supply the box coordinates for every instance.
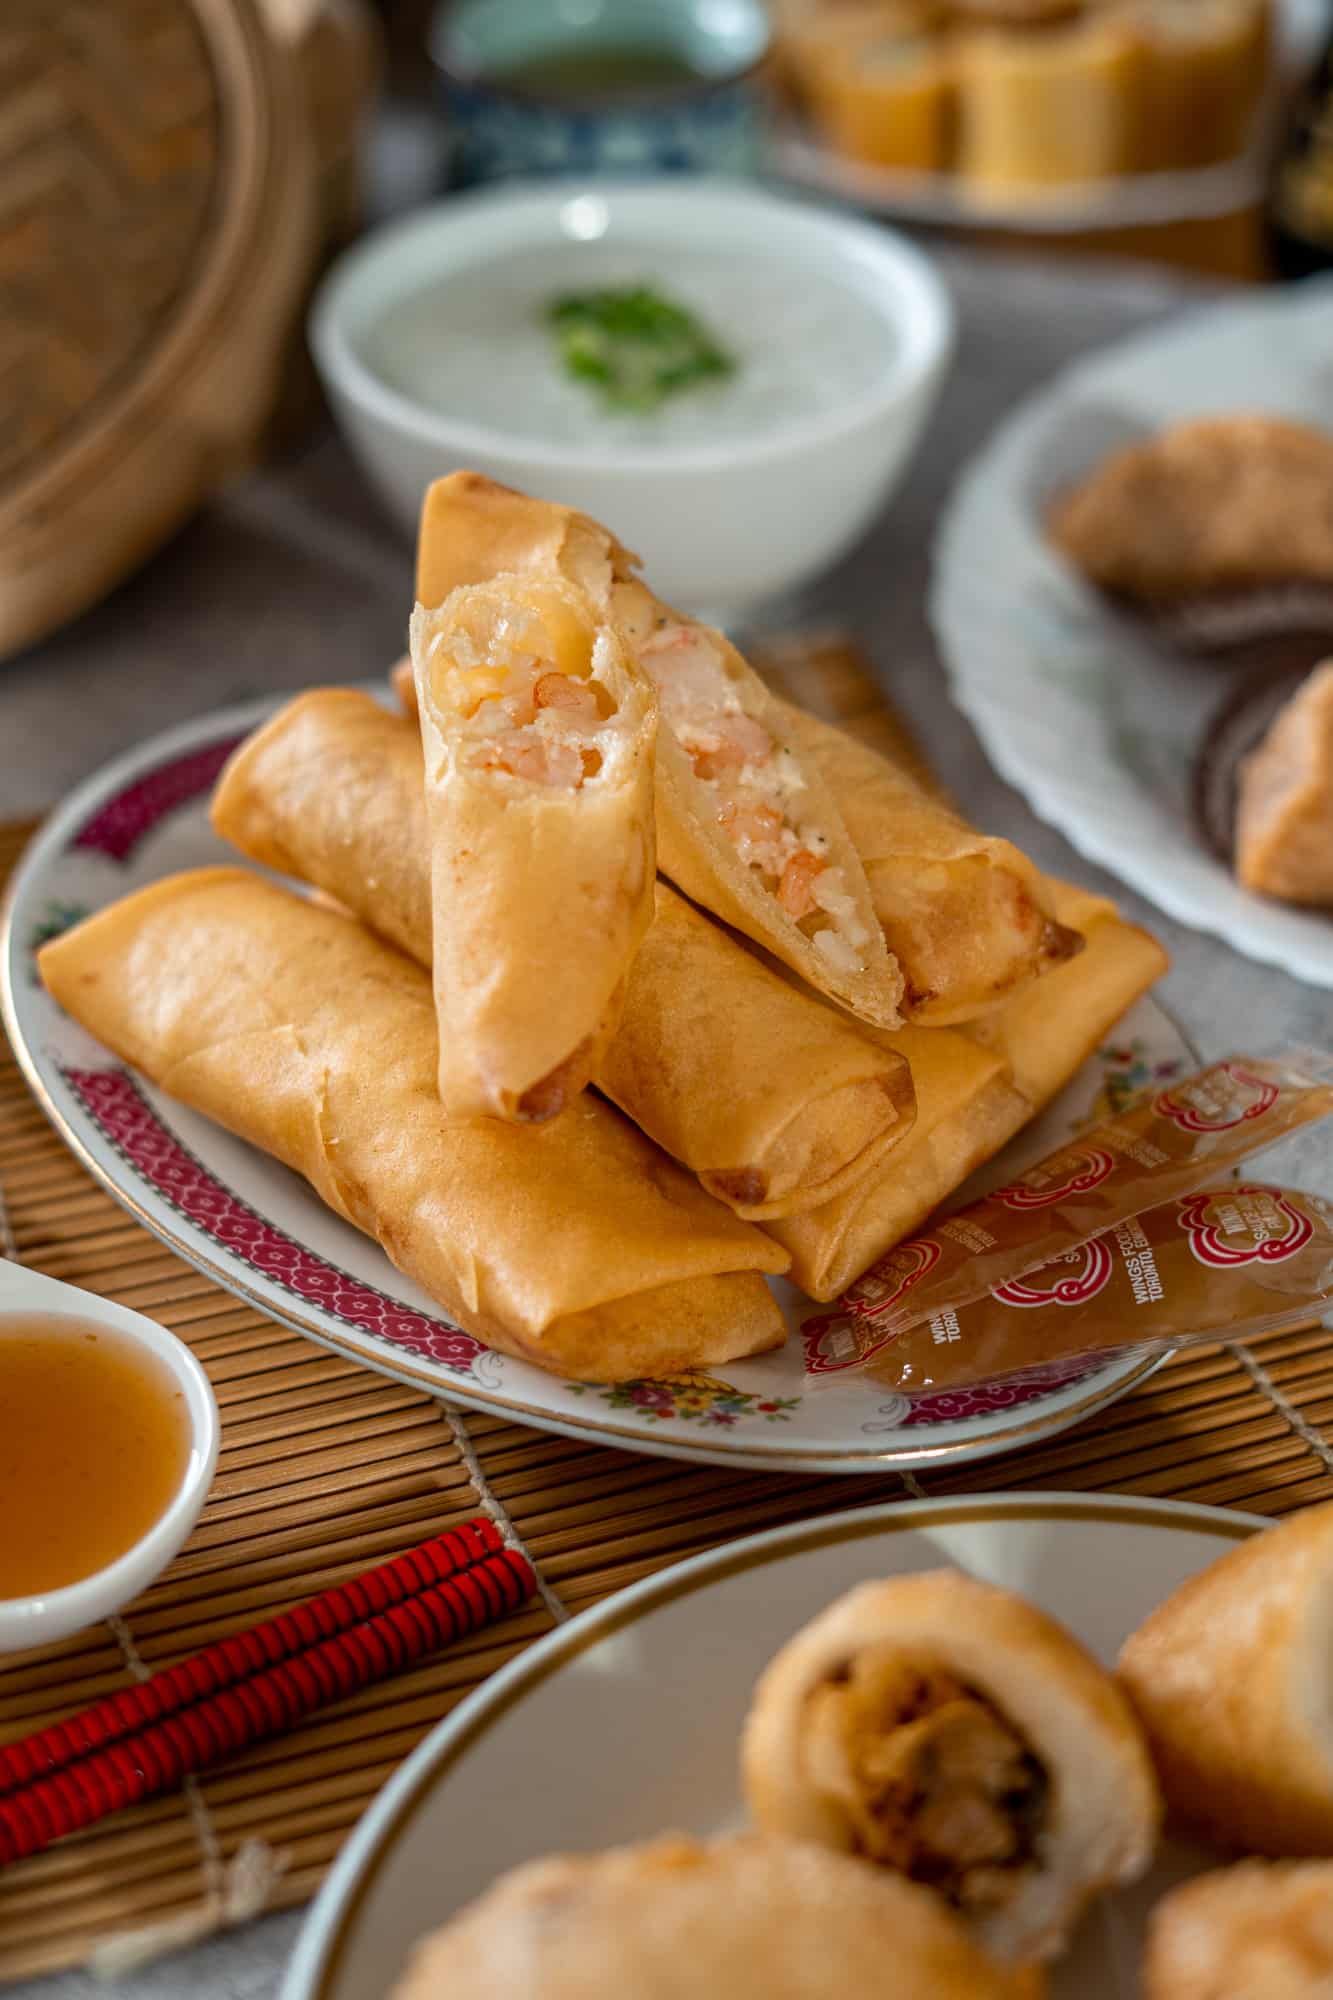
[0,0,372,662]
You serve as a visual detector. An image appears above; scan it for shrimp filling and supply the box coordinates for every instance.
[429,591,617,790]
[638,620,868,973]
[803,1652,1048,1918]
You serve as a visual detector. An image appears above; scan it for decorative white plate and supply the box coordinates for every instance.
[933,278,1333,990]
[281,1491,1258,2000]
[1,701,1192,1474]
[772,0,1324,235]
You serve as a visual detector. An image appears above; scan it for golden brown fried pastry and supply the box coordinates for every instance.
[1048,416,1333,605]
[1235,660,1333,907]
[742,1573,1159,1963]
[212,691,916,1219]
[955,16,1145,197]
[768,879,1166,1299]
[408,574,655,1121]
[392,1833,1041,2000]
[1118,1501,1333,1855]
[415,473,905,1030]
[777,698,1083,1023]
[1143,1859,1333,2000]
[38,870,788,1381]
[803,22,955,174]
[964,878,1169,1105]
[1129,0,1270,171]
[767,1028,1024,1299]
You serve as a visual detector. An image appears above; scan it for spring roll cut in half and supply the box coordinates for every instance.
[1143,1860,1333,2000]
[392,1833,1041,2000]
[742,1573,1160,1964]
[38,871,787,1381]
[409,573,656,1121]
[413,473,904,1029]
[1118,1499,1333,1855]
[774,697,1083,1023]
[213,690,916,1219]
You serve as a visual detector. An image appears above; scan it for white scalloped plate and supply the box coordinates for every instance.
[282,1492,1258,2000]
[1,700,1191,1474]
[933,278,1333,990]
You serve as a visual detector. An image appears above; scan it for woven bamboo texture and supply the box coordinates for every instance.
[3,709,1333,1975]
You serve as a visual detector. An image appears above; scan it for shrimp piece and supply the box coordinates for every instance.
[691,713,774,781]
[718,801,785,872]
[534,672,600,720]
[779,849,828,919]
[475,733,584,789]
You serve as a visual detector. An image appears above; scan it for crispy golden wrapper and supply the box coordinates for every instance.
[769,881,1167,1299]
[408,574,655,1120]
[1047,416,1333,605]
[212,691,915,1218]
[1143,1859,1333,2000]
[414,473,905,1029]
[775,697,1083,1023]
[1236,660,1333,907]
[1119,1499,1333,1856]
[38,870,788,1381]
[742,1573,1159,1964]
[393,1833,1042,2000]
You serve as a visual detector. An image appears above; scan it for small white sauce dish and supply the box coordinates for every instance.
[0,1259,219,1652]
[309,180,954,614]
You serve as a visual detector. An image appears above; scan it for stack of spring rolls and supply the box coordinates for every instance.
[39,474,1168,1384]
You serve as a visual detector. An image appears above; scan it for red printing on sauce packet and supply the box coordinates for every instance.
[803,1185,1333,1396]
[804,1050,1333,1383]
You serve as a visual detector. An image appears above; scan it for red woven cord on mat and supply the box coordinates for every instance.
[0,1519,503,1797]
[0,1532,534,1867]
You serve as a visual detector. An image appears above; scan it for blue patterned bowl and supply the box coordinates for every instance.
[431,0,770,188]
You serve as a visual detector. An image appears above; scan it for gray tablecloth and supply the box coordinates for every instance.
[5,240,1331,1998]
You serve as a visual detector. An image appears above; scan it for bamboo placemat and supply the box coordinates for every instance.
[4,665,1333,1978]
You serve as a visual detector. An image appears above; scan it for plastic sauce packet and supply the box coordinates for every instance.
[805,1050,1333,1381]
[802,1185,1333,1395]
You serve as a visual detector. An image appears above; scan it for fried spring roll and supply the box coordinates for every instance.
[742,1574,1160,1964]
[211,692,916,1219]
[767,1031,1027,1300]
[413,473,905,1030]
[393,1833,1040,2000]
[964,881,1170,1107]
[1143,1860,1333,2000]
[39,871,788,1381]
[408,574,655,1121]
[1118,1500,1333,1856]
[767,887,1167,1298]
[774,698,1083,1023]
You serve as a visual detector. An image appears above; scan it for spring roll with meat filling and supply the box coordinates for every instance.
[772,698,1083,1024]
[1118,1499,1333,1855]
[38,870,787,1380]
[742,1573,1160,1965]
[409,573,655,1121]
[212,690,916,1218]
[412,473,903,1029]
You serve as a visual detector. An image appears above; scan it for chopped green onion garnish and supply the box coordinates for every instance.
[545,285,735,414]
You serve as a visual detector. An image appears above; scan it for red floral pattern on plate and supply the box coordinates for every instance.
[73,740,245,861]
[63,1066,486,1375]
[902,1356,1097,1424]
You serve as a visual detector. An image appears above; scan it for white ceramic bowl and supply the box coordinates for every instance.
[0,1259,219,1651]
[309,180,953,614]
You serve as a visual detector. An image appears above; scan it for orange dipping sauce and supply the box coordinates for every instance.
[0,1314,191,1598]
